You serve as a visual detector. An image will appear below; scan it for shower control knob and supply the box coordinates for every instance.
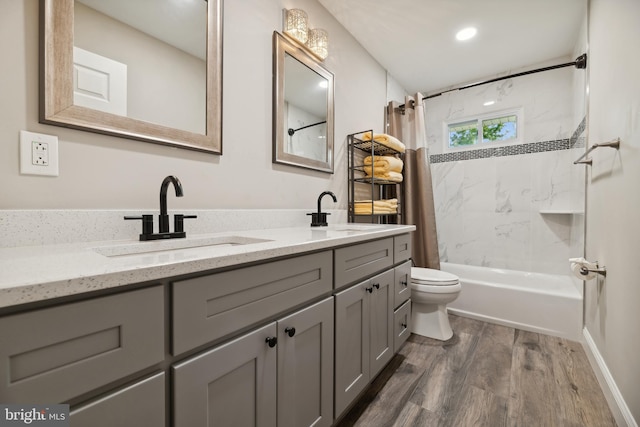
[285,327,296,337]
[265,337,277,348]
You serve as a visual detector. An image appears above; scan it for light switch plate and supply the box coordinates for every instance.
[20,130,59,176]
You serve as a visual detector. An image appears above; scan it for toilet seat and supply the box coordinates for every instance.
[411,267,459,286]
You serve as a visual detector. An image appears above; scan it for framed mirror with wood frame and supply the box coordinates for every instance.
[273,31,335,173]
[40,0,222,154]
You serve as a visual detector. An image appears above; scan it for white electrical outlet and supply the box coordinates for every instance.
[20,130,59,176]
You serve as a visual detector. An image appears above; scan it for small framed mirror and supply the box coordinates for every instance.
[40,0,222,154]
[273,32,334,173]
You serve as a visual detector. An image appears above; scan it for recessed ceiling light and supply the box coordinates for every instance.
[484,100,495,106]
[456,27,477,41]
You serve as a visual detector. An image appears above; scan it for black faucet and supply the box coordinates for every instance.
[124,175,196,241]
[308,191,337,227]
[159,176,184,233]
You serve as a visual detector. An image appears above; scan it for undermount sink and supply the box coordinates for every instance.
[93,236,272,257]
[333,225,384,232]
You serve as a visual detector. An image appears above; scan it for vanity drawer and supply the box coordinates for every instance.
[0,286,164,404]
[70,372,166,427]
[393,299,411,353]
[172,251,333,355]
[394,233,412,263]
[334,238,394,289]
[394,260,412,308]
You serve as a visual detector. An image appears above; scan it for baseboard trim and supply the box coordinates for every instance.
[582,328,638,427]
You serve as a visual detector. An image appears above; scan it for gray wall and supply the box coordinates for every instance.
[0,0,386,210]
[585,0,640,424]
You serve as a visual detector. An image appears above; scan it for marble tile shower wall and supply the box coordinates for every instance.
[424,66,585,274]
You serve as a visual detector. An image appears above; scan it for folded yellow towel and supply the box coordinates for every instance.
[363,156,404,173]
[354,199,398,209]
[361,132,406,153]
[364,171,403,182]
[354,198,398,214]
[353,205,398,215]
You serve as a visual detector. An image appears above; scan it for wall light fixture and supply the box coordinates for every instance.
[284,9,308,44]
[282,9,329,61]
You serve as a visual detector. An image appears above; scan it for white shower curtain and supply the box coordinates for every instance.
[388,94,440,269]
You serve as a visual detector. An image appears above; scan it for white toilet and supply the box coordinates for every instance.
[410,267,461,341]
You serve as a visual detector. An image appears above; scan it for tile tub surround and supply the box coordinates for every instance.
[0,222,414,308]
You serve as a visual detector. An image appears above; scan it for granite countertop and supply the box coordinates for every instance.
[0,223,415,309]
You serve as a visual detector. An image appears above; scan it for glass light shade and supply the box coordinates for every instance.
[307,28,328,60]
[284,9,308,44]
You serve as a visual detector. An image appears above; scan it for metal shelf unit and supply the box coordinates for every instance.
[347,130,404,224]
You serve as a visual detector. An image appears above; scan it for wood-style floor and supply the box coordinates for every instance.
[336,314,617,427]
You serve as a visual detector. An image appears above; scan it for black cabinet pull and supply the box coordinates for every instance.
[373,283,380,290]
[365,287,373,293]
[401,280,408,287]
[265,337,277,348]
[285,327,296,337]
[401,323,408,328]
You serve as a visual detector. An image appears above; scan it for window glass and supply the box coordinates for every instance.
[482,114,517,143]
[448,120,478,148]
[445,109,522,150]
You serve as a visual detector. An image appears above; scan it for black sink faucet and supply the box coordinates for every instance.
[124,175,196,240]
[159,175,183,233]
[308,191,337,226]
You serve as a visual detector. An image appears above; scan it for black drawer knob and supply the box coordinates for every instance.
[401,323,408,328]
[266,337,277,348]
[285,327,296,337]
[365,287,373,293]
[373,283,380,290]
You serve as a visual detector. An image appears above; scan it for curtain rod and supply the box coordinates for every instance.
[399,53,587,109]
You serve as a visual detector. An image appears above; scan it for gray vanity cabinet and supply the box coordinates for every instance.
[393,300,411,353]
[393,260,411,309]
[0,286,164,404]
[334,238,394,289]
[173,322,278,427]
[172,251,332,355]
[334,269,394,418]
[277,297,334,427]
[69,372,166,427]
[173,297,334,427]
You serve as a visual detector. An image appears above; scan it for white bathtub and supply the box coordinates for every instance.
[442,262,583,341]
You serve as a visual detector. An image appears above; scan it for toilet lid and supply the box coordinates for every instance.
[411,267,459,286]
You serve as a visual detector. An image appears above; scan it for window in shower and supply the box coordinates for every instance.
[446,107,522,150]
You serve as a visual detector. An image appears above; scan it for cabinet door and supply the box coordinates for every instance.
[277,297,334,427]
[334,282,370,417]
[173,323,277,427]
[70,372,165,427]
[394,260,412,308]
[394,299,412,353]
[369,269,394,378]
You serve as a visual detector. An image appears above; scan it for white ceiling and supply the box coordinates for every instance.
[318,0,587,95]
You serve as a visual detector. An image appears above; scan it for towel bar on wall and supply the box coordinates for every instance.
[573,138,620,165]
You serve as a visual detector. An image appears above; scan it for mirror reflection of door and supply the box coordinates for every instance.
[73,0,207,134]
[284,53,329,163]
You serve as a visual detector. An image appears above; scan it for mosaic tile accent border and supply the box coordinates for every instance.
[430,116,587,164]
